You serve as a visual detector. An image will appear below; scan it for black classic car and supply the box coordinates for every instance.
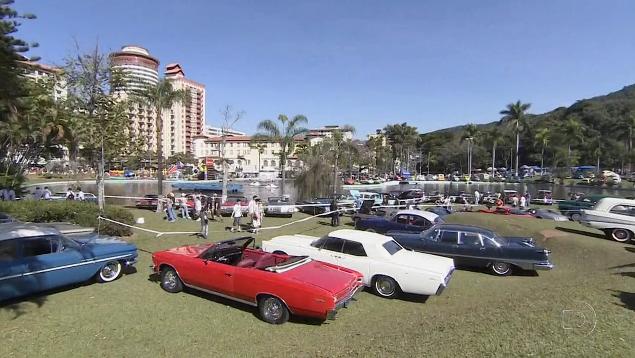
[296,198,332,215]
[387,224,554,276]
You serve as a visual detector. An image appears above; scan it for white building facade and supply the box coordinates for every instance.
[305,125,354,145]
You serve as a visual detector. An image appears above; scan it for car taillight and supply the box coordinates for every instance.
[544,249,551,255]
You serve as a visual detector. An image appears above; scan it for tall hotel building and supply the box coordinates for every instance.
[110,46,206,156]
[111,46,160,152]
[163,63,205,156]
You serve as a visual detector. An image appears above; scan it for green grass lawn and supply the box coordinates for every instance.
[1,210,634,357]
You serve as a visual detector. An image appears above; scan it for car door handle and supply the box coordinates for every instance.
[224,273,232,277]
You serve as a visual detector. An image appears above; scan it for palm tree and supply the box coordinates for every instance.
[249,141,267,174]
[255,114,308,196]
[500,100,531,176]
[534,127,550,171]
[485,126,503,177]
[384,123,418,173]
[134,79,188,195]
[461,124,479,179]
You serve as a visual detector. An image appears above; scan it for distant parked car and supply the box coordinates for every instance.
[558,194,607,221]
[296,198,331,215]
[0,212,16,224]
[0,223,138,302]
[580,197,635,242]
[152,237,363,324]
[220,195,249,216]
[531,190,553,205]
[527,208,569,221]
[262,229,455,298]
[387,224,554,276]
[265,196,294,218]
[355,210,442,234]
[135,194,159,210]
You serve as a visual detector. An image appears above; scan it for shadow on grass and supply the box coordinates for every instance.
[456,265,539,277]
[0,295,48,320]
[610,290,635,311]
[555,226,605,240]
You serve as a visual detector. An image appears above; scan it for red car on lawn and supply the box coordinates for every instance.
[152,237,364,324]
[479,206,533,218]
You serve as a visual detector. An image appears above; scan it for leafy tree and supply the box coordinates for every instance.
[255,114,308,196]
[249,140,267,174]
[383,122,418,172]
[499,100,531,176]
[134,79,188,195]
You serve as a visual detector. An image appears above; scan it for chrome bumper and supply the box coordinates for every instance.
[533,262,554,270]
[124,257,138,267]
[326,284,363,320]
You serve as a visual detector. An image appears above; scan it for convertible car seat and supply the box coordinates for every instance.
[254,254,278,270]
[235,258,256,268]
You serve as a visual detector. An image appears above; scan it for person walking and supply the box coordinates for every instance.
[232,199,243,232]
[330,198,339,227]
[194,194,202,221]
[247,195,257,225]
[511,195,519,208]
[210,194,220,221]
[43,187,51,200]
[474,190,481,205]
[200,196,210,239]
[76,188,85,201]
[165,193,176,222]
[252,198,263,234]
[65,188,75,201]
[179,194,191,219]
[33,187,42,200]
[519,194,527,209]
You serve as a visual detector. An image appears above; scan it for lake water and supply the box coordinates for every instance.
[35,179,635,205]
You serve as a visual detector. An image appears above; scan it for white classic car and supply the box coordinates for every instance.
[262,229,455,298]
[580,197,635,242]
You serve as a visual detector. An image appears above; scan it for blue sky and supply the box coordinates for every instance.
[13,0,635,137]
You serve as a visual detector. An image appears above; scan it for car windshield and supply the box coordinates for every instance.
[264,255,311,272]
[382,240,403,255]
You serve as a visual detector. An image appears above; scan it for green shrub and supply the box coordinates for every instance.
[0,200,135,236]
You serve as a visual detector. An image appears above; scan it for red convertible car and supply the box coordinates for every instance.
[152,237,363,324]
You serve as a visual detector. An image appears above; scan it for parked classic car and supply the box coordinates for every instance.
[355,209,442,234]
[135,194,160,210]
[0,223,138,301]
[152,237,364,324]
[262,229,455,298]
[531,190,554,205]
[265,196,295,218]
[220,195,249,216]
[558,194,607,221]
[387,224,553,276]
[580,197,635,242]
[296,198,332,215]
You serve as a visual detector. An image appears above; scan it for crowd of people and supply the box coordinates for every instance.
[156,193,265,238]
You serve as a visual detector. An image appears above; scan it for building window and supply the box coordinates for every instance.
[271,160,276,167]
[263,160,268,167]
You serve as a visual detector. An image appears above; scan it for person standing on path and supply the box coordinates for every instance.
[474,190,480,205]
[520,194,527,209]
[76,188,85,201]
[247,195,257,225]
[194,194,202,221]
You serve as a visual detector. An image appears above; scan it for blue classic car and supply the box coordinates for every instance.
[0,223,138,302]
[354,209,442,234]
[387,224,554,276]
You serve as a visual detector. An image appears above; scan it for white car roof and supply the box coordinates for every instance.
[394,210,439,220]
[594,197,635,211]
[328,229,392,246]
[0,223,60,241]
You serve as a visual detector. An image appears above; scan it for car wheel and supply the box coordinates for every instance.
[490,262,512,276]
[366,228,377,233]
[97,260,122,283]
[272,250,287,255]
[373,275,399,298]
[610,228,633,243]
[160,267,183,293]
[570,212,581,221]
[285,214,293,218]
[258,295,289,324]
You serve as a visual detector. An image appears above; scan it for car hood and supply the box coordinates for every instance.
[281,260,360,295]
[74,235,137,256]
[501,237,538,248]
[391,249,454,276]
[267,235,317,248]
